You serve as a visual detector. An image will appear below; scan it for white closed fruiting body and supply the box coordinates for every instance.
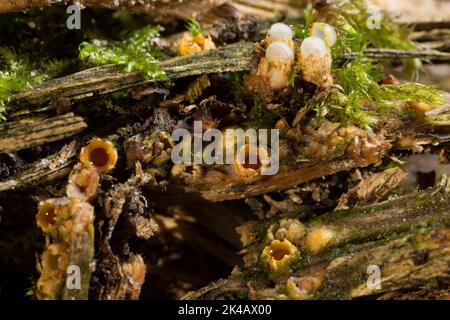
[300,36,328,57]
[298,22,336,88]
[311,22,337,47]
[266,41,294,63]
[267,22,294,42]
[260,23,295,91]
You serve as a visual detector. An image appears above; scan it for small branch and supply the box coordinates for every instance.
[0,113,86,153]
[10,41,450,112]
[149,159,373,203]
[0,141,77,192]
[405,20,450,32]
[343,48,450,62]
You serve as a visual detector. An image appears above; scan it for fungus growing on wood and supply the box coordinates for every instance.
[79,138,118,173]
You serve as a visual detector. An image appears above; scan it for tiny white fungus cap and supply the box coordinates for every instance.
[300,36,328,57]
[311,22,337,47]
[268,22,294,40]
[265,41,294,63]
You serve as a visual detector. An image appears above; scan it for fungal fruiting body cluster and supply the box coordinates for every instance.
[35,138,111,299]
[256,23,295,92]
[36,166,98,299]
[255,218,337,274]
[177,26,216,56]
[298,22,336,89]
[246,22,336,100]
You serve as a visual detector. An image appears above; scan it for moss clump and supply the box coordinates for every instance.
[246,100,279,129]
[305,56,442,128]
[186,18,204,37]
[327,0,415,51]
[79,25,168,80]
[0,47,71,120]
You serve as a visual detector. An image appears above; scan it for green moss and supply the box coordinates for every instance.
[293,6,316,40]
[186,18,204,37]
[79,25,168,80]
[319,58,443,128]
[0,47,71,120]
[288,65,302,87]
[327,0,415,51]
[246,99,279,128]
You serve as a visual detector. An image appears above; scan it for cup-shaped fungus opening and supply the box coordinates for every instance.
[41,242,70,273]
[234,144,270,178]
[311,22,337,47]
[36,199,58,233]
[261,239,298,271]
[80,138,118,173]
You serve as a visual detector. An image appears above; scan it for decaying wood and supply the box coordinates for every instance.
[182,278,248,300]
[1,0,450,301]
[93,163,156,300]
[10,42,255,109]
[0,0,223,15]
[239,175,450,270]
[0,141,77,192]
[0,0,53,13]
[335,167,407,210]
[185,225,450,299]
[150,159,373,202]
[311,227,450,299]
[0,0,297,21]
[408,20,450,31]
[0,113,86,153]
[8,42,450,113]
[377,289,450,300]
[182,176,450,299]
[342,48,450,62]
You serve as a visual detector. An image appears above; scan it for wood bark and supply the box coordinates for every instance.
[0,141,77,191]
[7,42,450,114]
[0,113,86,153]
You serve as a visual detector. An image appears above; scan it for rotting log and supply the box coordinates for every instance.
[0,141,77,192]
[184,227,450,299]
[149,158,373,202]
[183,176,450,299]
[0,0,297,21]
[0,113,87,153]
[10,42,256,109]
[238,175,450,270]
[8,42,450,111]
